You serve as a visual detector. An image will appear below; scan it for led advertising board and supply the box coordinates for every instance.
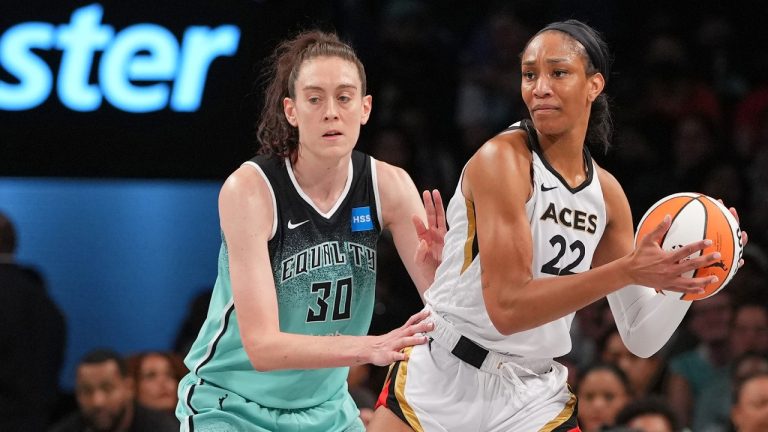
[0,0,335,178]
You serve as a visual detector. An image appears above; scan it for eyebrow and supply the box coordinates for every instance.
[301,83,359,92]
[521,57,571,66]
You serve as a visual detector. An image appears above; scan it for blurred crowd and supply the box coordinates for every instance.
[3,1,768,431]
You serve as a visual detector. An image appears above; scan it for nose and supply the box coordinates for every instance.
[324,99,339,121]
[533,75,551,97]
[90,389,107,407]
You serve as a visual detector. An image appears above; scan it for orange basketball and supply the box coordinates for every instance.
[635,193,743,301]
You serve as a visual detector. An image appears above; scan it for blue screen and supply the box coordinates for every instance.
[0,178,221,389]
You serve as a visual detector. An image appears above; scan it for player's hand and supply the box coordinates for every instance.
[367,309,433,366]
[412,189,446,274]
[719,199,748,268]
[628,215,722,294]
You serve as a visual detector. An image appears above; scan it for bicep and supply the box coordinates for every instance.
[219,169,281,339]
[465,143,534,302]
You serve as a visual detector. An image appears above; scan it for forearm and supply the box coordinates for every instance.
[244,331,373,371]
[487,256,634,335]
[607,284,691,358]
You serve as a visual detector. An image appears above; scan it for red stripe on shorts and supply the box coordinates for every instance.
[375,376,391,409]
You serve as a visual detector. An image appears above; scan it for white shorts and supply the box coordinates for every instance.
[377,314,580,432]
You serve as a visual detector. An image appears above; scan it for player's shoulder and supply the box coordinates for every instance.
[373,157,414,189]
[220,162,273,204]
[594,162,624,196]
[470,126,532,172]
[592,161,630,216]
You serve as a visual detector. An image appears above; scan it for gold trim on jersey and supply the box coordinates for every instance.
[394,347,425,432]
[461,198,477,274]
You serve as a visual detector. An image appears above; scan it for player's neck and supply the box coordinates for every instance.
[538,134,588,187]
[291,155,350,211]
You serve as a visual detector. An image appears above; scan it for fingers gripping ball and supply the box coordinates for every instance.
[635,193,743,301]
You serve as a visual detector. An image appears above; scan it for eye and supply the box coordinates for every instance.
[308,96,321,104]
[553,69,569,78]
[522,71,535,80]
[338,95,351,103]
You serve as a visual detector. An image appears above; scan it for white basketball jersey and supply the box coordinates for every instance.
[425,121,607,359]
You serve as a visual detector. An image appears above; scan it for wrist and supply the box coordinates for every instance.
[615,254,636,286]
[353,336,373,365]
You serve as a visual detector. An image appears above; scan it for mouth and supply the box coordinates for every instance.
[323,130,343,138]
[533,105,558,112]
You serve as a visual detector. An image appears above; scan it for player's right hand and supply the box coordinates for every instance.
[367,309,433,366]
[627,215,721,294]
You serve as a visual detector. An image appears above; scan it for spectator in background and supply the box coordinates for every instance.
[0,211,66,431]
[127,351,186,414]
[730,303,768,358]
[613,396,679,432]
[730,371,768,432]
[666,291,734,428]
[600,329,668,399]
[48,349,178,432]
[571,298,615,373]
[577,363,633,432]
[694,344,768,431]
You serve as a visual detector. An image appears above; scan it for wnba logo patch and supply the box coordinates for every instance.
[351,206,373,232]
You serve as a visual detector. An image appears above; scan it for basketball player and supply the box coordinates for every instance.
[176,31,445,431]
[369,19,748,432]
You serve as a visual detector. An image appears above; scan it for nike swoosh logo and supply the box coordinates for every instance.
[541,184,558,192]
[287,220,309,230]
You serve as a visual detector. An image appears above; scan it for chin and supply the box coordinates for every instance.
[324,142,355,157]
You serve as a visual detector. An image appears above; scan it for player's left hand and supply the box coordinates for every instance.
[719,199,748,268]
[412,189,446,274]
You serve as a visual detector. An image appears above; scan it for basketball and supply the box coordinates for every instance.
[635,193,743,301]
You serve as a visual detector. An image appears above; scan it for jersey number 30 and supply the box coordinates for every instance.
[306,277,353,322]
[541,235,585,276]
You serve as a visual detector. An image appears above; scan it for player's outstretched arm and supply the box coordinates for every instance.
[221,166,433,371]
[376,160,445,300]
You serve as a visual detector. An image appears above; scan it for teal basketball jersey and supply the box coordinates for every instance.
[181,150,381,410]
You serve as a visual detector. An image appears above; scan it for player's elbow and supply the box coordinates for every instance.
[482,274,536,335]
[489,315,518,336]
[243,336,280,372]
[245,349,275,372]
[249,357,276,372]
[622,334,659,359]
[626,343,657,359]
[484,292,525,336]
